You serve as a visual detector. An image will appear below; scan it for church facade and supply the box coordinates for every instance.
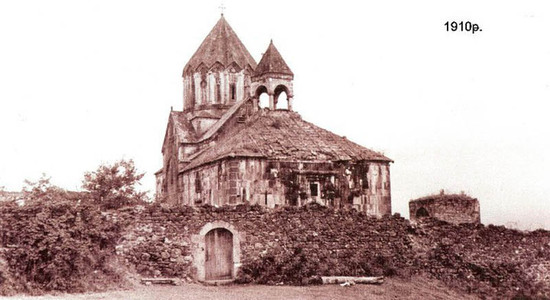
[155,15,393,217]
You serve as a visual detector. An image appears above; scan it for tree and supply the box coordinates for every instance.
[82,159,146,209]
[23,173,69,204]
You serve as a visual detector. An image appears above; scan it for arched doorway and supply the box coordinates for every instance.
[205,228,233,280]
[193,221,241,282]
[416,207,430,218]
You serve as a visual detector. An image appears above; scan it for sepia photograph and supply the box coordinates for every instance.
[1,1,549,299]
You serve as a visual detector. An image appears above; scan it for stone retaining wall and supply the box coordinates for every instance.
[114,204,413,282]
[2,202,549,298]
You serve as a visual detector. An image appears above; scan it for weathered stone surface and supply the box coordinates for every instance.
[155,17,392,219]
[409,194,480,225]
[106,203,550,298]
[115,204,411,281]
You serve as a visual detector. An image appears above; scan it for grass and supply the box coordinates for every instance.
[0,276,480,300]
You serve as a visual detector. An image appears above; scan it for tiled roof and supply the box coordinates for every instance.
[198,99,248,142]
[188,110,225,120]
[254,40,293,77]
[184,15,257,73]
[166,101,246,146]
[170,111,197,143]
[183,110,391,171]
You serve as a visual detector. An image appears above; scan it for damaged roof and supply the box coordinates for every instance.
[183,110,392,171]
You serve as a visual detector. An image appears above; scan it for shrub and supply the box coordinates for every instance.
[237,247,399,285]
[0,195,125,294]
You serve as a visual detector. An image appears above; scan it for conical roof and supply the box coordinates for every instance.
[183,15,257,74]
[255,40,294,77]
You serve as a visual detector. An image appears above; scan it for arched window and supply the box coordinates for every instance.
[215,75,221,104]
[200,75,207,105]
[195,173,202,193]
[230,83,236,101]
[191,77,196,107]
[164,161,170,192]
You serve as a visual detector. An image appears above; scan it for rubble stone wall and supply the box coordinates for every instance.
[114,204,411,281]
[3,202,549,298]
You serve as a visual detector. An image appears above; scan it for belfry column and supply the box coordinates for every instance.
[252,97,259,111]
[268,93,275,110]
[288,96,293,111]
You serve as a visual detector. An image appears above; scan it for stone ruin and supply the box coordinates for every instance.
[409,193,480,225]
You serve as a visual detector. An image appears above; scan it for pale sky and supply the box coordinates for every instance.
[1,1,549,229]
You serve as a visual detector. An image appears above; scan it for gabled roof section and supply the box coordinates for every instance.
[169,111,197,143]
[184,15,257,74]
[165,100,247,150]
[183,110,392,171]
[254,40,294,77]
[198,99,249,142]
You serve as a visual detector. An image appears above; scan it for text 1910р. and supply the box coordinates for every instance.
[444,21,482,34]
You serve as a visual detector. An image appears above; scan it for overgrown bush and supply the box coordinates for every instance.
[0,162,148,295]
[0,196,125,294]
[237,246,399,285]
[415,219,550,299]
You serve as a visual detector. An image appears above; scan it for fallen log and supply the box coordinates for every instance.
[321,276,384,285]
[140,277,181,285]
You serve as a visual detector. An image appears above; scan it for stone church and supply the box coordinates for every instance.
[155,15,393,217]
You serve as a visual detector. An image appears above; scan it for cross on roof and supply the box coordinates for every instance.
[219,3,226,15]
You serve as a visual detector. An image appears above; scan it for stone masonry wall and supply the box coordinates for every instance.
[114,204,412,281]
[3,202,548,297]
[179,158,391,217]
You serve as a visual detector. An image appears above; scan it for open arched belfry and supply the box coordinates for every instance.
[156,15,393,217]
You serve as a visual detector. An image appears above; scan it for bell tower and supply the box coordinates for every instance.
[251,40,294,110]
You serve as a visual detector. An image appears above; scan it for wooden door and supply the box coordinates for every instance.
[205,228,233,280]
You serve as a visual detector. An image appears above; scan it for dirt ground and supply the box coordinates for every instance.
[0,277,479,300]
